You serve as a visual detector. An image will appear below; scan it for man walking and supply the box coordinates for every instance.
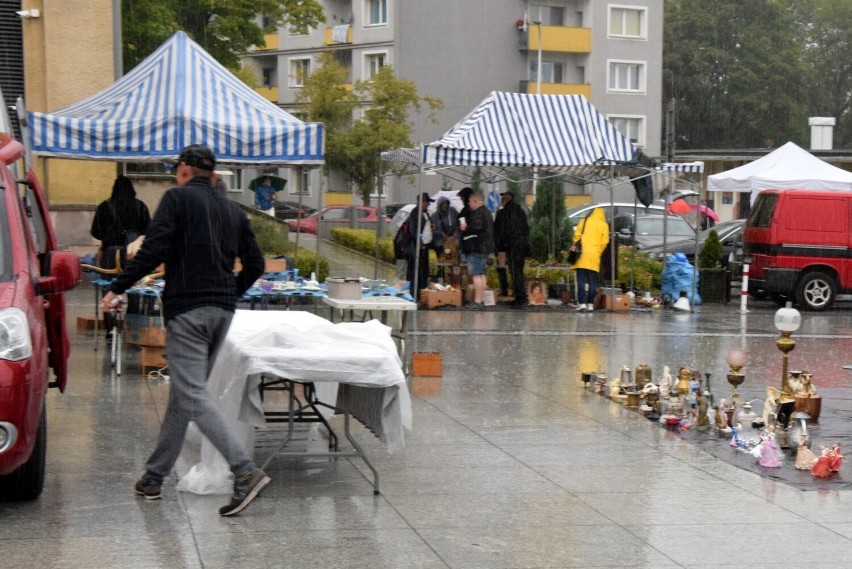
[101,144,269,516]
[494,191,530,306]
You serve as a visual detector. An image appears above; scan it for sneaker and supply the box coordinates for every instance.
[585,305,594,312]
[465,302,485,310]
[575,304,587,312]
[134,475,162,500]
[219,469,271,517]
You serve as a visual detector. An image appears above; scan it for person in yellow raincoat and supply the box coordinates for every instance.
[570,207,610,312]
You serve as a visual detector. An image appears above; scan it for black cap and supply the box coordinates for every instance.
[178,144,216,171]
[458,187,473,199]
[500,191,514,198]
[419,192,435,203]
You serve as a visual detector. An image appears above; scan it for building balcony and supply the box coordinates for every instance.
[521,81,591,98]
[324,25,353,45]
[251,32,279,51]
[522,25,591,53]
[255,86,279,102]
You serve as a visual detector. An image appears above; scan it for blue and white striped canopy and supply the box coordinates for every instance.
[28,31,324,165]
[421,91,637,173]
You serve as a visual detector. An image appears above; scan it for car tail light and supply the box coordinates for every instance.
[0,308,32,361]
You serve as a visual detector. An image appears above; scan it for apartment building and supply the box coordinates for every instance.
[247,0,663,208]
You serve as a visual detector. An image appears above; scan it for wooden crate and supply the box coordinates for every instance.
[139,345,167,374]
[411,352,443,376]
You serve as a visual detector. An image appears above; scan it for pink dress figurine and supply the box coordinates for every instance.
[811,444,833,478]
[795,436,818,470]
[758,426,782,467]
[829,443,843,473]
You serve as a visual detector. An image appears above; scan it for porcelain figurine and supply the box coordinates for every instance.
[829,443,843,473]
[716,400,731,433]
[758,426,783,467]
[811,444,833,478]
[608,377,621,399]
[795,435,818,470]
[762,386,781,425]
[659,366,672,398]
[730,423,744,448]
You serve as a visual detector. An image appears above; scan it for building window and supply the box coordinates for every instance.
[609,115,645,147]
[370,176,387,198]
[609,5,646,39]
[530,4,564,26]
[530,61,564,84]
[365,0,387,26]
[608,60,645,93]
[289,169,311,195]
[364,52,387,79]
[288,58,311,88]
[261,67,276,88]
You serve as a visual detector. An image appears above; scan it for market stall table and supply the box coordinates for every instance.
[176,310,411,496]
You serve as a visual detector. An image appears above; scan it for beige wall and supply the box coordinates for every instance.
[21,0,116,206]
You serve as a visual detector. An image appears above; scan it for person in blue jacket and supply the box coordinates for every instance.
[661,252,701,306]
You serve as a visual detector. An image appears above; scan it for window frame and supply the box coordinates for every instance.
[608,4,647,39]
[363,50,388,80]
[607,114,646,148]
[288,57,312,88]
[364,0,388,27]
[607,59,646,93]
[529,60,564,84]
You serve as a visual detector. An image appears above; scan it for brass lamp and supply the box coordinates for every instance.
[726,348,748,401]
[774,302,802,403]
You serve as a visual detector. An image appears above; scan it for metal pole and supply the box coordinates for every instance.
[530,9,543,199]
[374,155,383,279]
[113,0,123,79]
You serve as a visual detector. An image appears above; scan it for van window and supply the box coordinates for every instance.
[747,194,777,228]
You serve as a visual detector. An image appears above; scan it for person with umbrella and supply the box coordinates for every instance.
[254,176,278,216]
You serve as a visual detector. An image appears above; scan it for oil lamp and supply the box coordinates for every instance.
[774,302,801,403]
[725,348,747,401]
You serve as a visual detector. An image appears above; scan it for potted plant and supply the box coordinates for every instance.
[698,229,727,303]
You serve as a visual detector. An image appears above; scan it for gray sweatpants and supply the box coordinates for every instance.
[145,307,254,482]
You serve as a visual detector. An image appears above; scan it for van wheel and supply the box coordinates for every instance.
[795,271,837,311]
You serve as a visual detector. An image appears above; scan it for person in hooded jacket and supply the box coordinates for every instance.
[430,196,459,280]
[91,175,151,337]
[494,191,530,306]
[571,207,609,312]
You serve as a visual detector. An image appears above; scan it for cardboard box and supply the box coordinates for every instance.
[77,316,104,331]
[420,288,462,308]
[411,352,443,376]
[135,326,166,347]
[594,292,631,311]
[326,277,362,300]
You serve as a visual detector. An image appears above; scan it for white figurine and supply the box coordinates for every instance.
[762,386,780,425]
[658,366,672,398]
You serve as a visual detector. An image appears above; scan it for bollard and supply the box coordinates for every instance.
[739,263,750,314]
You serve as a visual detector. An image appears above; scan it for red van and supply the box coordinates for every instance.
[0,131,81,499]
[743,189,852,311]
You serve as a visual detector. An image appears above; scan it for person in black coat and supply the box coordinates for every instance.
[399,193,434,300]
[460,191,494,309]
[494,191,530,306]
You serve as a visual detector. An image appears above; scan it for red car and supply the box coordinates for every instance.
[287,205,381,234]
[0,132,81,499]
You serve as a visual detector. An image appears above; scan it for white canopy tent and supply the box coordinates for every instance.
[707,142,852,204]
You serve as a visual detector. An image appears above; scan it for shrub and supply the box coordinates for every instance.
[330,228,395,263]
[698,229,723,269]
[616,246,662,291]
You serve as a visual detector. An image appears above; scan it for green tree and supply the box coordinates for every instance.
[528,176,571,261]
[664,0,811,149]
[122,0,324,71]
[301,64,441,204]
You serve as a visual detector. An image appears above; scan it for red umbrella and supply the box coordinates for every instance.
[667,198,691,214]
[691,203,720,221]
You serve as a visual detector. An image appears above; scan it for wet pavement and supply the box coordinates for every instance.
[3,258,852,567]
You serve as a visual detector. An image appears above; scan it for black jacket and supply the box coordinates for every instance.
[109,177,264,321]
[460,205,495,255]
[91,198,151,249]
[494,200,530,254]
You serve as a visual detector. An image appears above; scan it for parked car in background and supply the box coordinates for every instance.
[0,129,81,500]
[642,218,745,268]
[287,205,380,234]
[613,213,697,251]
[566,201,665,228]
[273,200,316,222]
[382,203,409,219]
